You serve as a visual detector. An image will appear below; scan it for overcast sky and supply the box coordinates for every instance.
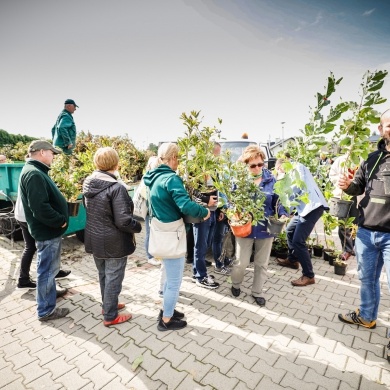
[1,0,389,149]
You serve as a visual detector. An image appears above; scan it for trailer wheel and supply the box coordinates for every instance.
[75,229,84,243]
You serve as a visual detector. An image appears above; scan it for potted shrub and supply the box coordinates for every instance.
[272,231,288,259]
[177,111,223,222]
[329,69,388,217]
[214,154,266,237]
[310,228,324,257]
[333,258,348,275]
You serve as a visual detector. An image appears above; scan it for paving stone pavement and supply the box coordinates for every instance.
[1,221,390,389]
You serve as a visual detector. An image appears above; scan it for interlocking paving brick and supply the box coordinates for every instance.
[2,340,28,357]
[334,341,366,363]
[287,338,319,358]
[15,359,50,385]
[68,351,100,375]
[5,349,37,370]
[177,354,213,382]
[42,356,76,379]
[139,333,171,355]
[202,350,235,375]
[116,338,147,362]
[324,365,361,389]
[56,367,91,389]
[128,367,166,390]
[0,364,24,388]
[100,376,132,390]
[157,343,190,369]
[345,356,382,382]
[107,356,136,385]
[25,372,63,389]
[228,361,263,389]
[201,367,239,390]
[82,362,117,389]
[304,367,340,388]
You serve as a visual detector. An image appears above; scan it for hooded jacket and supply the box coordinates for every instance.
[143,165,208,223]
[344,139,390,232]
[82,171,142,258]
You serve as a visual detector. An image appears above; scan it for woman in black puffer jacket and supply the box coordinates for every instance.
[83,147,142,327]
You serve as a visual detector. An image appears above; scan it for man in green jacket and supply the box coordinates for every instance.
[19,140,70,321]
[51,99,78,155]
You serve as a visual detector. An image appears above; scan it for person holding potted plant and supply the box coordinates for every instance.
[337,109,390,331]
[275,158,328,287]
[144,143,210,331]
[230,146,288,306]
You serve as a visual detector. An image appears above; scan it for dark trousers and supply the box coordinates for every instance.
[286,207,324,278]
[18,221,36,283]
[338,197,358,254]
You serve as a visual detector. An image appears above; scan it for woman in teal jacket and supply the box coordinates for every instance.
[143,143,210,332]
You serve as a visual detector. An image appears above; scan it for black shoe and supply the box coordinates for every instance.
[17,280,36,289]
[231,286,241,297]
[39,308,70,322]
[196,276,220,289]
[55,270,71,279]
[192,274,215,283]
[186,258,193,264]
[56,287,68,298]
[252,296,266,307]
[157,309,185,321]
[205,260,212,267]
[157,317,187,331]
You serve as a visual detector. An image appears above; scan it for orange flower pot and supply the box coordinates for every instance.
[230,219,252,238]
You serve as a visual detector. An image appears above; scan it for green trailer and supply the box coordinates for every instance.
[0,162,136,241]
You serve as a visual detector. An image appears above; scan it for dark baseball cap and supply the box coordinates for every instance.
[28,140,62,154]
[64,99,79,107]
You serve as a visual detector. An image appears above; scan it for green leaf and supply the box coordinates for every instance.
[132,355,144,371]
[371,70,388,82]
[367,80,384,92]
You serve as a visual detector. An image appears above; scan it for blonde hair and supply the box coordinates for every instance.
[146,156,159,171]
[93,147,119,171]
[157,143,178,165]
[241,145,265,164]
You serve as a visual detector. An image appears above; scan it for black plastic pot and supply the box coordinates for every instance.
[323,249,333,262]
[334,264,347,275]
[183,214,204,224]
[67,201,81,217]
[312,245,323,258]
[329,197,353,218]
[274,249,288,259]
[267,218,286,235]
[328,253,338,266]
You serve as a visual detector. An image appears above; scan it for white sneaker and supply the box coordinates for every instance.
[148,258,160,266]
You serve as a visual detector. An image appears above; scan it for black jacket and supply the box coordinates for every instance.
[82,171,142,258]
[345,139,390,232]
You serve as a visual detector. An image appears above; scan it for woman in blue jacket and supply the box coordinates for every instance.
[231,145,288,306]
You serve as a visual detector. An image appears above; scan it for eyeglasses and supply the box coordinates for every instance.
[249,162,264,169]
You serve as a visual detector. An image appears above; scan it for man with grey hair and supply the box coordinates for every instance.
[52,99,78,155]
[0,154,6,163]
[19,140,69,321]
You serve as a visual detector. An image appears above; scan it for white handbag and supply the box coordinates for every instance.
[148,217,187,259]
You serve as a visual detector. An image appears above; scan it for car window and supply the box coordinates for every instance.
[219,141,257,162]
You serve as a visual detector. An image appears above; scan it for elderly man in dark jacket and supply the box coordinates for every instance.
[83,147,142,327]
[19,140,69,321]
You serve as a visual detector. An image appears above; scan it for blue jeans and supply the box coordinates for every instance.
[145,215,152,259]
[36,236,62,319]
[213,219,228,268]
[193,211,215,279]
[162,257,185,317]
[286,207,324,278]
[355,227,390,322]
[94,256,127,321]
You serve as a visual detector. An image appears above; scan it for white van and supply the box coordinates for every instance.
[218,140,274,166]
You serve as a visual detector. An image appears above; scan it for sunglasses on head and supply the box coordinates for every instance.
[249,162,264,169]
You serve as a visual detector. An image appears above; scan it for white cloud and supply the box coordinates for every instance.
[363,8,375,16]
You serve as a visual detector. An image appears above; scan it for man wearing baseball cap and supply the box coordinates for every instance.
[19,140,70,321]
[51,99,79,155]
